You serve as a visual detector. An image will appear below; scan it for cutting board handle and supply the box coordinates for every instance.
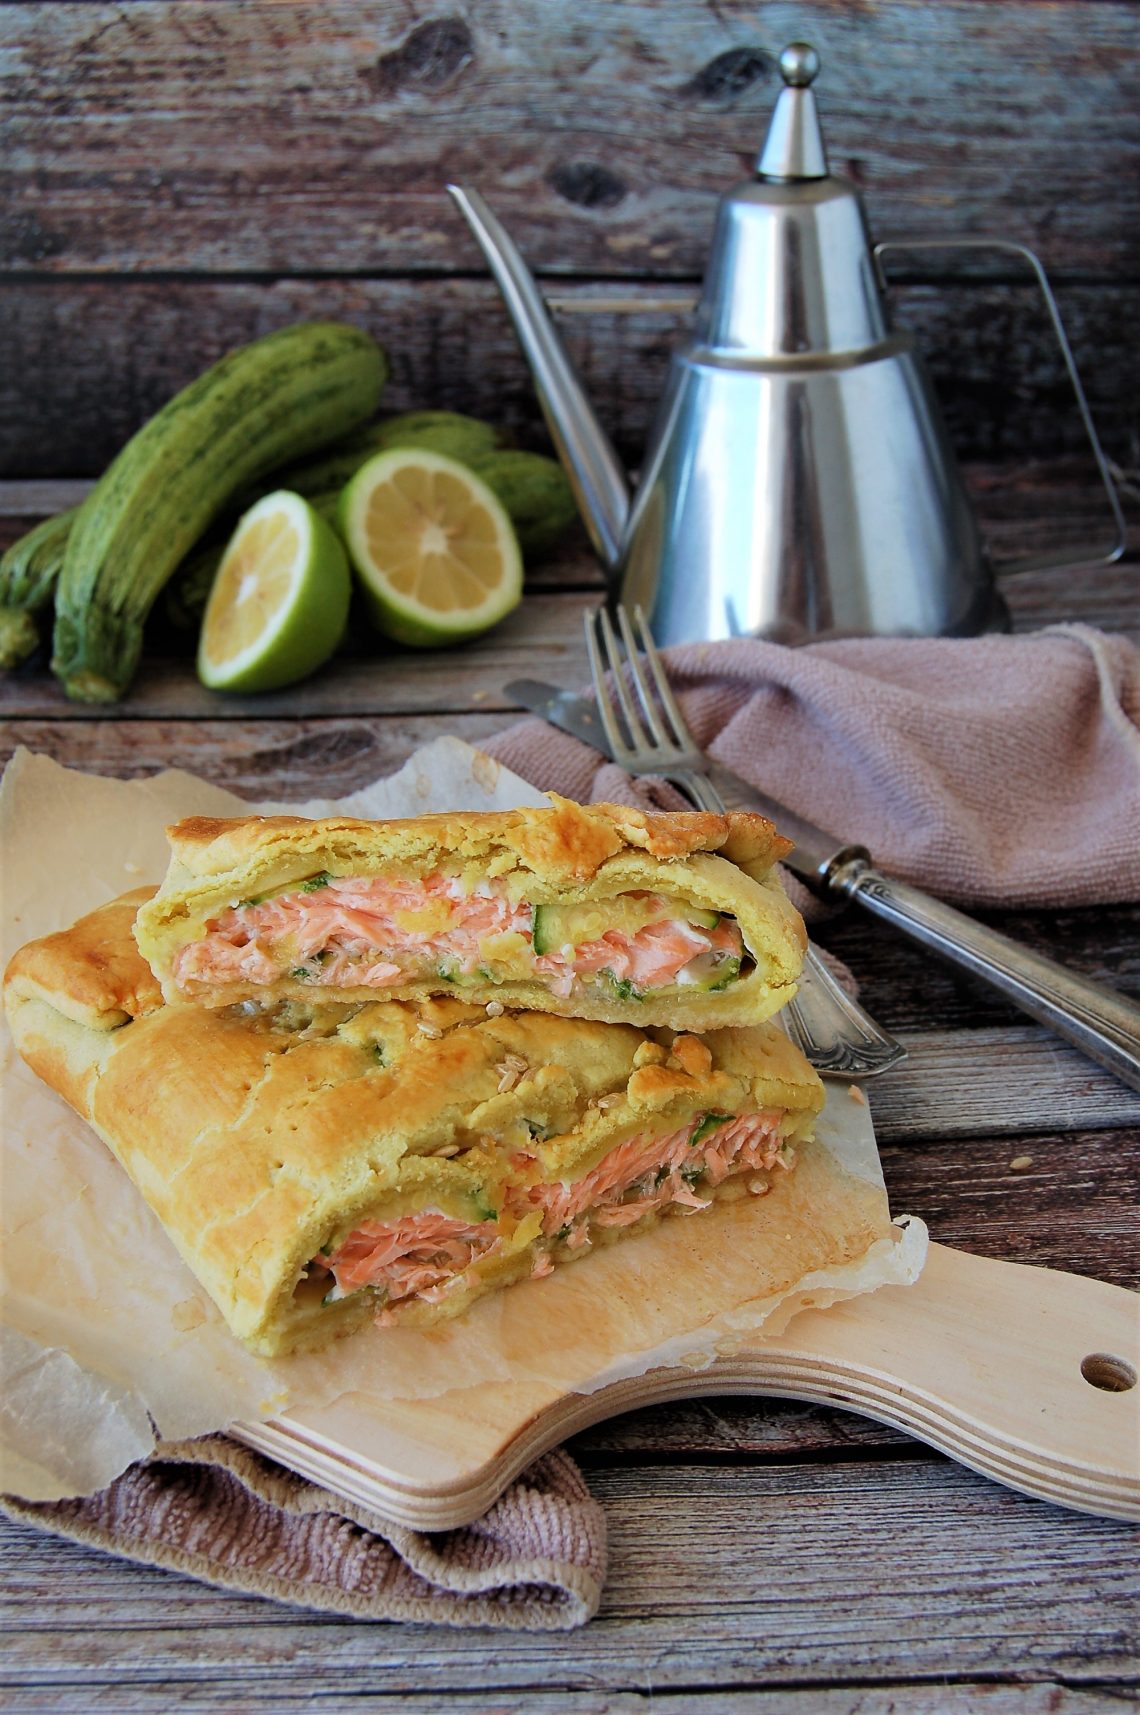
[611,1242,1140,1520]
[245,1243,1140,1529]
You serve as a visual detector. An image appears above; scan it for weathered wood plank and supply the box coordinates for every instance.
[0,715,516,799]
[1002,556,1140,636]
[960,460,1140,564]
[2,1460,1136,1686]
[3,1,1138,277]
[0,1684,1125,1713]
[0,591,597,720]
[822,897,1140,1033]
[878,1129,1138,1286]
[3,278,1137,476]
[575,1394,916,1461]
[866,1027,1140,1139]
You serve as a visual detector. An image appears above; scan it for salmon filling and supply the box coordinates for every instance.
[309,1112,792,1316]
[314,1212,499,1308]
[173,873,746,1000]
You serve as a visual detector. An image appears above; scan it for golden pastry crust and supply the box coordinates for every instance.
[6,892,824,1359]
[134,795,807,1028]
[163,795,792,881]
[3,886,162,1030]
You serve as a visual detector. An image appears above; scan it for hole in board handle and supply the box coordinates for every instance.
[1080,1352,1137,1393]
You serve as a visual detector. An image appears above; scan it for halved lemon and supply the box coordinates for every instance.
[197,491,351,692]
[338,447,523,648]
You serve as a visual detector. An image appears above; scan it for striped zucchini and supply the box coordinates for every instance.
[51,321,387,703]
[0,507,79,669]
[467,450,578,559]
[231,411,505,510]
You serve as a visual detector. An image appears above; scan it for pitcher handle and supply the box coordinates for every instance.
[873,237,1126,575]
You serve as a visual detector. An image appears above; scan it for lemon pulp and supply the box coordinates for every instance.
[197,491,350,692]
[340,449,522,647]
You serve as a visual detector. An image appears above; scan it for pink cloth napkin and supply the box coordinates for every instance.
[486,624,1140,909]
[2,1437,606,1630]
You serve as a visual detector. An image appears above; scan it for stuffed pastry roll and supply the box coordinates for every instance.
[133,795,807,1029]
[6,891,824,1358]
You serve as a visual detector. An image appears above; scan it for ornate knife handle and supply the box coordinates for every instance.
[830,857,1140,1093]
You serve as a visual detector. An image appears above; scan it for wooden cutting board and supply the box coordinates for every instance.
[233,1239,1139,1530]
[228,1083,1140,1531]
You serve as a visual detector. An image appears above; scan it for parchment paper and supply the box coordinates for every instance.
[0,743,926,1502]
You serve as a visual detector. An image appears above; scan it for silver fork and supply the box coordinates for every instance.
[584,605,907,1078]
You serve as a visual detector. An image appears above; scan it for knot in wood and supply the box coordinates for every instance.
[366,18,474,97]
[680,46,771,105]
[548,162,628,211]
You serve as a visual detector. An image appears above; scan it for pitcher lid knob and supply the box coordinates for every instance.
[756,41,829,180]
[779,43,820,88]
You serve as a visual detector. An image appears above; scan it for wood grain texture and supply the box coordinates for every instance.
[867,1027,1140,1140]
[2,278,1137,476]
[0,454,1136,1687]
[878,1130,1138,1288]
[0,589,596,720]
[823,897,1140,1032]
[0,714,516,799]
[3,1459,1137,1688]
[4,1,1138,276]
[0,1689,1126,1715]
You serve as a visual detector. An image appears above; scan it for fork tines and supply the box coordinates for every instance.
[584,604,703,775]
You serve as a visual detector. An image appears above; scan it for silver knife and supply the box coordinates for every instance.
[506,676,1140,1093]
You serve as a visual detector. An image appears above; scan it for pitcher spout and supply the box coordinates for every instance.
[447,185,630,577]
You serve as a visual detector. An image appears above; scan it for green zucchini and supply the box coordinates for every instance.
[532,904,558,955]
[690,1112,735,1148]
[51,321,388,703]
[369,409,504,464]
[233,412,505,511]
[469,450,579,560]
[161,535,226,635]
[707,955,742,991]
[0,507,79,669]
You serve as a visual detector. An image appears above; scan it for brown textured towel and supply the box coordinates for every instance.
[486,624,1140,910]
[1,1437,606,1630]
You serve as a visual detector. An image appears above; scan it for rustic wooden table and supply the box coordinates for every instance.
[1,464,1137,1712]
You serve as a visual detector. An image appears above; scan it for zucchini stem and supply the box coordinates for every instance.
[0,607,43,670]
[52,601,145,703]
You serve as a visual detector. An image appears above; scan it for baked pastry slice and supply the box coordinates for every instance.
[133,795,807,1029]
[6,891,824,1358]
